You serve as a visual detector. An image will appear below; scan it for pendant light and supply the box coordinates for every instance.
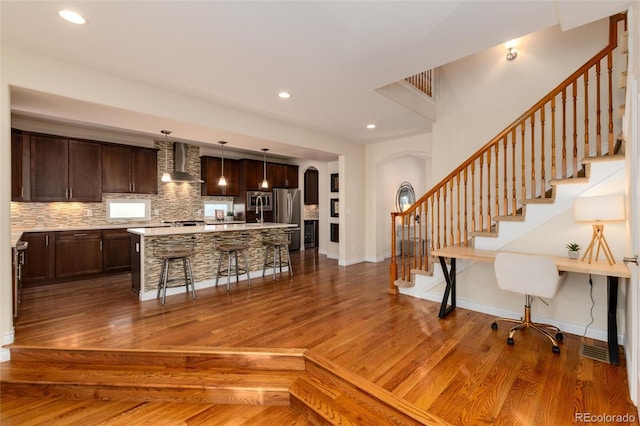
[218,141,227,186]
[161,130,172,182]
[261,148,269,189]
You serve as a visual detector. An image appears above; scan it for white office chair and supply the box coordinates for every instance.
[492,252,567,353]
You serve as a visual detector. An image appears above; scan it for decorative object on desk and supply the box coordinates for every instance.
[573,195,625,265]
[566,242,580,259]
[396,181,415,212]
[215,209,225,222]
[225,211,234,222]
[330,173,339,192]
[330,223,339,242]
[330,198,339,217]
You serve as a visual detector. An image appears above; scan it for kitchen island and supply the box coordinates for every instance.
[127,223,295,301]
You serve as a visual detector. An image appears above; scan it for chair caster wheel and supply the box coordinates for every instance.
[491,322,498,330]
[552,345,560,354]
[556,332,564,341]
[507,337,514,345]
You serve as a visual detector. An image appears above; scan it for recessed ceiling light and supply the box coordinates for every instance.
[278,91,292,99]
[366,123,376,129]
[58,10,87,25]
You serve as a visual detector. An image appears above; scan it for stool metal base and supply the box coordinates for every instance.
[263,241,293,280]
[215,247,252,291]
[157,256,196,305]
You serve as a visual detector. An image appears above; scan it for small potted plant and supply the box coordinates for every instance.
[225,211,235,222]
[566,242,580,259]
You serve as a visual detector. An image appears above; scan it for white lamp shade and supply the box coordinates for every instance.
[573,195,625,222]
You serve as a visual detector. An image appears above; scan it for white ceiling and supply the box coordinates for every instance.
[1,1,631,160]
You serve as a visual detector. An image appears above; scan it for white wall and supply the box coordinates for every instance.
[365,132,432,262]
[432,19,610,183]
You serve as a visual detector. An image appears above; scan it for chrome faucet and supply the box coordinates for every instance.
[257,196,264,224]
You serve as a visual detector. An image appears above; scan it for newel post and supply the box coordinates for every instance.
[389,212,398,294]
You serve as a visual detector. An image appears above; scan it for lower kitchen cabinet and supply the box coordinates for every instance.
[55,231,103,279]
[21,228,133,286]
[21,232,55,285]
[102,229,132,273]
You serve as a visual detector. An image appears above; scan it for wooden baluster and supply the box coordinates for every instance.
[521,122,526,200]
[540,106,546,199]
[443,185,448,246]
[530,113,536,199]
[430,195,436,253]
[479,155,484,232]
[455,174,460,245]
[607,51,614,154]
[562,88,568,178]
[503,137,508,216]
[572,81,578,176]
[596,61,602,156]
[436,189,441,249]
[495,143,499,217]
[584,70,590,158]
[551,97,557,181]
[487,149,492,231]
[471,161,476,233]
[511,128,517,215]
[463,167,469,246]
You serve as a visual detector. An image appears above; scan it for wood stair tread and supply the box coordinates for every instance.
[1,362,300,390]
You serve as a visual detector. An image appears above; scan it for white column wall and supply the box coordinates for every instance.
[365,133,432,262]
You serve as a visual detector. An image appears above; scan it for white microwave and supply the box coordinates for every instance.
[246,191,272,211]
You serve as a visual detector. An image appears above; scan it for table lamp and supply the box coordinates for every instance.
[573,195,625,265]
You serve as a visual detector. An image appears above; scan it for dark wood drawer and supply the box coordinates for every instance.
[56,230,102,241]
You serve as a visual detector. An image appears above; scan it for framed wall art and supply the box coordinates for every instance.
[330,198,339,217]
[330,173,339,192]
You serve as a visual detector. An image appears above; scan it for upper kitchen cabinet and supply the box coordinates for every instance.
[11,129,102,202]
[267,162,299,188]
[240,159,266,191]
[304,168,319,205]
[102,144,158,194]
[201,156,239,196]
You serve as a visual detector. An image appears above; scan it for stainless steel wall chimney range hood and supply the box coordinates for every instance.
[169,142,204,183]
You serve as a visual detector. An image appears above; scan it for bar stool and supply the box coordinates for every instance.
[262,231,293,280]
[154,236,197,305]
[214,233,252,291]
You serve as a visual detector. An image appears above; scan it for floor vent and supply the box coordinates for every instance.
[579,343,610,363]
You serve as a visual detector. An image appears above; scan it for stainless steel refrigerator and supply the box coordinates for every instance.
[273,188,301,251]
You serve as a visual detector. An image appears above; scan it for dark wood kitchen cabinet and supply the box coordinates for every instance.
[304,168,319,205]
[102,229,132,273]
[102,144,158,194]
[55,230,103,279]
[201,156,239,196]
[11,130,102,202]
[268,163,298,188]
[240,159,266,191]
[21,232,56,285]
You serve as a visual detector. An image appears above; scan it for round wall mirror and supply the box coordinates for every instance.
[396,181,415,212]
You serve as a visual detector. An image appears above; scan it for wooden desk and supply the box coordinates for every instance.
[431,245,631,365]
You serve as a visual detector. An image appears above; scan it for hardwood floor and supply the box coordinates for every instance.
[3,249,638,425]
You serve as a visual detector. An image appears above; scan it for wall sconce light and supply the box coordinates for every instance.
[505,39,518,61]
[160,130,172,182]
[261,148,269,189]
[218,141,227,187]
[573,195,625,265]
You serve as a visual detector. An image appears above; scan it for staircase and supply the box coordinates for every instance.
[390,12,629,293]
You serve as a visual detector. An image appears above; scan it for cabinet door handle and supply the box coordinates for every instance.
[74,233,87,237]
[135,242,140,253]
[21,187,24,198]
[100,241,103,251]
[65,188,69,199]
[45,234,49,246]
[70,188,73,198]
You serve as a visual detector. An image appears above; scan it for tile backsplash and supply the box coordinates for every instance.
[11,141,230,229]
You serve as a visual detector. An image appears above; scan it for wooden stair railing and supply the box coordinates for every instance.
[405,70,434,97]
[390,13,627,293]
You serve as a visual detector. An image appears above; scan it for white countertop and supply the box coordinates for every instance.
[127,222,297,237]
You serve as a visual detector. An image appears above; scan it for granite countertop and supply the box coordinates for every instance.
[127,222,297,237]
